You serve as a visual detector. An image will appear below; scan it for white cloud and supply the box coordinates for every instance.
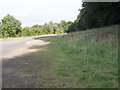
[0,0,82,27]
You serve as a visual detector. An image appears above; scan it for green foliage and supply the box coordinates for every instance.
[21,27,31,36]
[68,2,120,32]
[60,20,73,32]
[0,21,2,38]
[1,14,21,38]
[20,21,67,37]
[1,14,71,38]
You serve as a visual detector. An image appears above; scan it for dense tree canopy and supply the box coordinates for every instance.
[68,2,120,32]
[0,15,71,38]
[1,14,21,37]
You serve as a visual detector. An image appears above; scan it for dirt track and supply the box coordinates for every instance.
[2,38,50,59]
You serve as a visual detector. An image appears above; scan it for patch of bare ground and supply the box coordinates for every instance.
[2,38,50,59]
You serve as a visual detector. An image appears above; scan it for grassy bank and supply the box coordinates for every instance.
[3,25,118,88]
[48,24,118,88]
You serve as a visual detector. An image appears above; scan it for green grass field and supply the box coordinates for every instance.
[48,25,118,88]
[3,25,119,88]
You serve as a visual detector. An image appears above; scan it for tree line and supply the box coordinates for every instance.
[0,2,120,38]
[0,14,72,38]
[68,2,120,32]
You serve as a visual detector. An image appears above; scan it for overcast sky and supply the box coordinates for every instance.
[0,0,82,27]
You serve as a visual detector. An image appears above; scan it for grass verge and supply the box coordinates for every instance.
[3,25,118,88]
[47,24,118,88]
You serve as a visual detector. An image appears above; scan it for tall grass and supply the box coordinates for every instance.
[53,24,119,88]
